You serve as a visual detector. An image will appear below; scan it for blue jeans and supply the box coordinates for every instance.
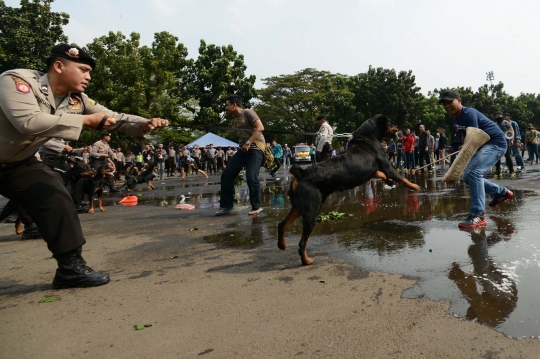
[462,143,507,215]
[284,155,291,168]
[220,149,263,210]
[511,144,525,168]
[527,143,539,163]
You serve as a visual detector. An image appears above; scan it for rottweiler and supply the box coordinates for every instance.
[82,165,111,214]
[118,164,157,192]
[278,115,421,266]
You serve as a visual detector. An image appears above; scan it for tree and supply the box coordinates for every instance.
[190,40,257,126]
[82,31,193,149]
[349,66,424,130]
[0,0,69,73]
[254,68,355,144]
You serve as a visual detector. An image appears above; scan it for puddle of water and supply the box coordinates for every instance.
[90,172,540,338]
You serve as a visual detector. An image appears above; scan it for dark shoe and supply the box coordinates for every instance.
[489,190,514,207]
[458,214,486,229]
[270,172,276,177]
[52,248,110,289]
[108,187,120,193]
[215,207,233,216]
[75,203,89,213]
[21,223,42,240]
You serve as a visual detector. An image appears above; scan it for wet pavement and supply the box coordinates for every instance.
[2,164,540,339]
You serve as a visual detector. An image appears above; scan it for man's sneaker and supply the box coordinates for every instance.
[458,214,486,228]
[493,173,502,179]
[489,190,514,207]
[510,172,517,177]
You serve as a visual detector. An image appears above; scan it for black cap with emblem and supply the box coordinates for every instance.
[47,44,96,70]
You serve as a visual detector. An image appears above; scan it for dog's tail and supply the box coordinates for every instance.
[288,164,305,180]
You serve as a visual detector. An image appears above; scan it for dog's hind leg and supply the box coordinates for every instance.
[277,208,299,250]
[298,212,318,265]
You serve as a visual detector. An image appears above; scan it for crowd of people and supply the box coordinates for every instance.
[381,114,540,178]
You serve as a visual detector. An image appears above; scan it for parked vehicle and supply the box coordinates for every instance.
[292,144,311,164]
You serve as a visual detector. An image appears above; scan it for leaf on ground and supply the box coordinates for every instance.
[189,227,198,231]
[319,280,327,284]
[134,324,152,330]
[39,296,60,303]
[170,255,178,259]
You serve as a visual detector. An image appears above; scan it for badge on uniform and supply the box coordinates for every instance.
[68,96,81,110]
[12,76,30,94]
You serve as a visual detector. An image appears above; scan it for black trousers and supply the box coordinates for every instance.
[495,146,514,174]
[270,157,282,174]
[0,158,85,255]
[316,143,333,162]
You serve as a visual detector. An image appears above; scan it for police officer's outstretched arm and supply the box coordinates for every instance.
[81,95,168,136]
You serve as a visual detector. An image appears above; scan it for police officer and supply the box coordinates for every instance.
[0,43,169,289]
[314,114,334,162]
[91,132,115,168]
[91,132,119,192]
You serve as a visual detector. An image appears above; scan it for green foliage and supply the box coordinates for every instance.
[190,40,257,125]
[349,66,424,130]
[83,31,193,149]
[256,68,355,144]
[317,211,352,222]
[0,0,69,73]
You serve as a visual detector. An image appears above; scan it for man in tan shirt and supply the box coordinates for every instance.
[0,43,169,289]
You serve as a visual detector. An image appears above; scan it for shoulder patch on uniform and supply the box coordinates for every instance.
[87,98,96,106]
[68,95,81,110]
[12,76,31,94]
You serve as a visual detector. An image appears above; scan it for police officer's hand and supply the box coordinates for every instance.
[83,113,116,130]
[143,118,169,131]
[64,145,73,154]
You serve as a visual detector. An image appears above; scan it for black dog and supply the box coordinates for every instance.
[82,165,111,214]
[278,115,421,266]
[118,164,157,192]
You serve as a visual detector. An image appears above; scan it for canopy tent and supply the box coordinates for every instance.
[187,132,239,148]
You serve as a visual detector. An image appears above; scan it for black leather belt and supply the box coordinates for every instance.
[40,153,67,162]
[0,156,35,169]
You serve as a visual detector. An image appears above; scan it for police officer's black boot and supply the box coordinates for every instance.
[52,247,110,289]
[21,222,42,240]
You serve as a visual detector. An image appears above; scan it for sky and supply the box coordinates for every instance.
[6,0,540,96]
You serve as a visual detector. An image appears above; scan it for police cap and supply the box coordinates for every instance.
[47,44,96,70]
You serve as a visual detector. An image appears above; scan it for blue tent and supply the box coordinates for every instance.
[187,132,239,148]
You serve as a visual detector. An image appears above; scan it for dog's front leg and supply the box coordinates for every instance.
[88,199,95,214]
[375,170,420,190]
[98,192,105,212]
[15,219,22,235]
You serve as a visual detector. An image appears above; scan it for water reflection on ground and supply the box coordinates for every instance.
[103,173,539,338]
